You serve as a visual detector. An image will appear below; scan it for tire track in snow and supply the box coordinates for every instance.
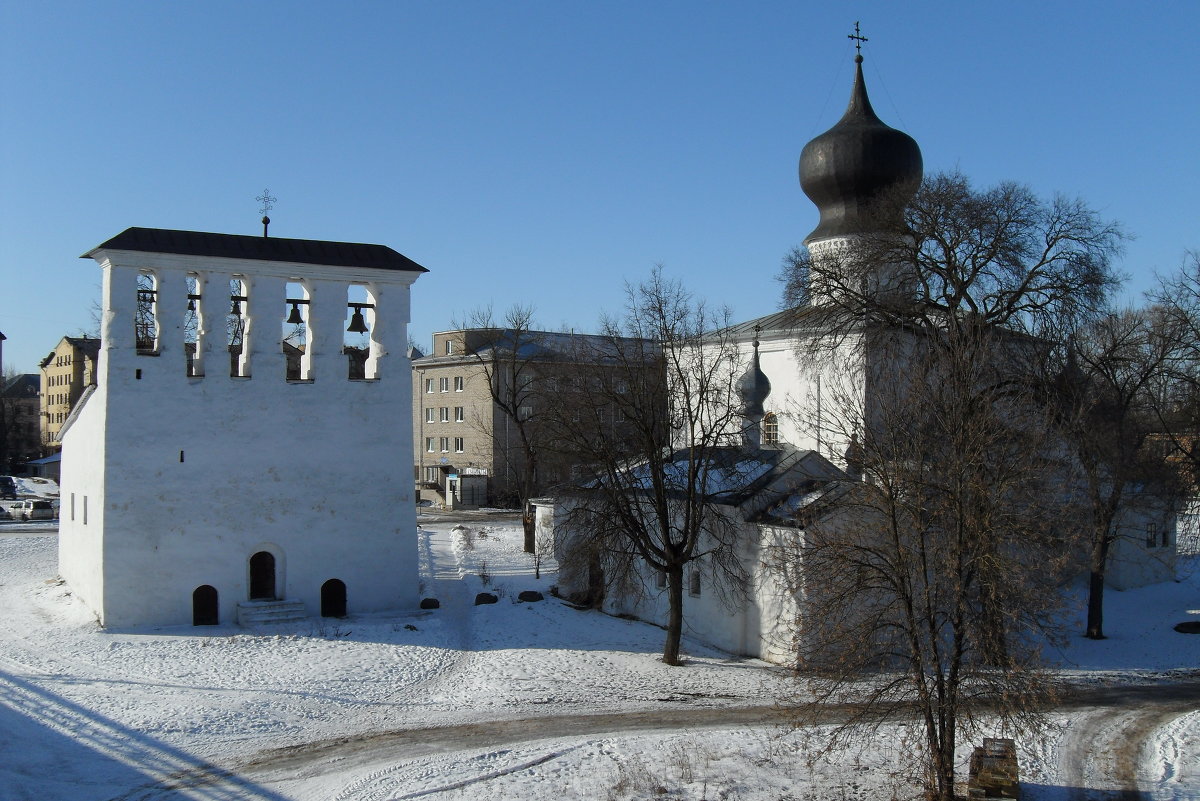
[1060,692,1200,800]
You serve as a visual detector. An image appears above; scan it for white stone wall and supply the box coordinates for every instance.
[1105,498,1178,590]
[60,246,421,628]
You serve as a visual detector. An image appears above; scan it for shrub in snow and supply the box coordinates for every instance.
[517,590,544,603]
[420,597,440,609]
[474,592,498,605]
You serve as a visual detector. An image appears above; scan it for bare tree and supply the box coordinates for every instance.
[1150,250,1200,483]
[549,267,756,666]
[459,305,552,553]
[791,329,1082,801]
[781,171,1125,343]
[777,171,1124,799]
[1049,308,1185,639]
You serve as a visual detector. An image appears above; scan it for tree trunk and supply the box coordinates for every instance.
[1084,527,1108,642]
[663,564,685,666]
[1085,534,1110,639]
[522,502,535,554]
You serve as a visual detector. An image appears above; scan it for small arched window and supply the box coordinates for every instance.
[763,412,779,445]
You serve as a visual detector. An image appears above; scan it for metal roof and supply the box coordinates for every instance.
[83,227,428,273]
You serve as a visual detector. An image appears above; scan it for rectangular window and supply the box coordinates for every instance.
[425,408,436,423]
[1146,523,1157,548]
[440,377,450,392]
[440,407,450,422]
[655,570,666,589]
[454,406,465,423]
[689,570,701,597]
[426,437,436,452]
[70,493,75,521]
[82,495,87,525]
[425,466,440,483]
[454,437,464,453]
[1162,526,1170,548]
[518,406,533,421]
[454,376,464,391]
[425,378,434,393]
[445,339,454,355]
[440,437,450,452]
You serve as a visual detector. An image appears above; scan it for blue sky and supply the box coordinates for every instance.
[2,1,1197,373]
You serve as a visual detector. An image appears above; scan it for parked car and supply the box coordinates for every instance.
[13,499,54,521]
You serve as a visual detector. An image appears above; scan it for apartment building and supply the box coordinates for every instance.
[39,336,100,449]
[413,328,649,508]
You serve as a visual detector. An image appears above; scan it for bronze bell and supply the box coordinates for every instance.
[347,305,368,334]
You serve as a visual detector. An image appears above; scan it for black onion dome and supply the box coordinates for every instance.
[799,56,923,243]
[738,336,771,418]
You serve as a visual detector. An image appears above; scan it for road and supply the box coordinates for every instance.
[112,681,1200,800]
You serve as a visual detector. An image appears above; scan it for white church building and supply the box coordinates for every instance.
[58,227,426,628]
[548,49,1177,663]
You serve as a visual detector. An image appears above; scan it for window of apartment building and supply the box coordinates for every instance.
[425,408,436,423]
[445,339,454,355]
[689,570,702,597]
[425,378,434,393]
[426,437,436,453]
[454,406,465,423]
[439,377,449,392]
[655,570,667,590]
[424,466,440,483]
[1162,525,1170,548]
[1146,523,1158,548]
[763,412,779,445]
[454,437,464,453]
[518,406,533,421]
[440,437,450,452]
[440,407,450,422]
[454,376,464,391]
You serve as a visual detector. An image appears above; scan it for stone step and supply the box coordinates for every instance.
[236,599,307,627]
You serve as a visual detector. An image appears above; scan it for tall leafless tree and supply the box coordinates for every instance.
[789,329,1082,801]
[1150,250,1200,483]
[777,171,1125,800]
[548,267,755,666]
[459,305,552,553]
[1049,308,1186,639]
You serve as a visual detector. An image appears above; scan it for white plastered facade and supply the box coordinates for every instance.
[59,243,422,628]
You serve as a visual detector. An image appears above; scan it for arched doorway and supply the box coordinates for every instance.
[249,551,276,600]
[321,579,347,618]
[193,585,218,625]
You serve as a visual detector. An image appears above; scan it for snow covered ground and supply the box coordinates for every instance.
[0,517,1196,800]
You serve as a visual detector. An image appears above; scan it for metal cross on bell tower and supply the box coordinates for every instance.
[256,189,277,238]
[848,21,868,61]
